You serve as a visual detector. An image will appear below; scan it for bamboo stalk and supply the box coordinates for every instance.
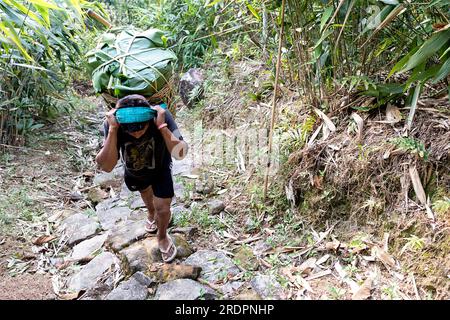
[86,9,112,29]
[263,0,286,201]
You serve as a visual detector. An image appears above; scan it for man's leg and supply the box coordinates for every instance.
[153,196,176,260]
[139,186,156,228]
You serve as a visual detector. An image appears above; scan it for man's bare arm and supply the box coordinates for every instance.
[95,109,120,172]
[152,105,188,160]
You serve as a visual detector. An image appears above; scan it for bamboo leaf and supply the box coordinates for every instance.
[361,5,394,35]
[11,62,51,72]
[363,4,405,46]
[4,0,46,27]
[399,29,450,73]
[33,4,50,27]
[335,0,355,47]
[406,83,422,131]
[320,6,333,32]
[68,0,83,18]
[0,21,33,61]
[405,64,441,88]
[25,0,60,10]
[322,0,345,34]
[409,165,426,205]
[388,46,419,78]
[432,56,450,83]
[313,29,333,49]
[246,3,261,21]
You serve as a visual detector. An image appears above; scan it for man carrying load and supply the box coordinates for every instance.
[95,94,188,263]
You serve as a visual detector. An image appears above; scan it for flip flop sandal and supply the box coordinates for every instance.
[145,211,173,233]
[145,219,157,233]
[160,234,177,263]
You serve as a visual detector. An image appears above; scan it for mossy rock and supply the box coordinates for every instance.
[234,245,259,271]
[145,263,201,283]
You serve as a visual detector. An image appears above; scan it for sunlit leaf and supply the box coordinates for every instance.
[246,3,261,21]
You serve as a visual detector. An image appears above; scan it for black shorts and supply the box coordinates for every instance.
[124,168,174,198]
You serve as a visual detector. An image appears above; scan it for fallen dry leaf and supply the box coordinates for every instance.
[386,104,402,123]
[33,235,57,245]
[372,246,396,269]
[316,254,330,265]
[305,269,332,281]
[314,108,336,132]
[432,22,448,31]
[298,258,317,275]
[56,260,72,270]
[352,277,373,300]
[351,112,364,140]
[325,240,341,250]
[296,275,314,293]
[409,165,426,205]
[59,292,79,300]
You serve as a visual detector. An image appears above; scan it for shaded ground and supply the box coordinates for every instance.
[0,96,101,300]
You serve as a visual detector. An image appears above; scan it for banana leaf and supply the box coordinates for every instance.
[86,27,177,98]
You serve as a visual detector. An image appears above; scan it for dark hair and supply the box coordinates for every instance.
[116,94,151,109]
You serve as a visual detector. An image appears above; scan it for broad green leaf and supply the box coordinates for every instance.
[362,5,394,34]
[320,6,334,32]
[4,0,46,26]
[33,4,50,27]
[0,21,33,61]
[405,64,441,88]
[432,56,450,83]
[400,29,450,73]
[26,0,60,10]
[246,3,261,21]
[388,46,419,78]
[313,29,334,49]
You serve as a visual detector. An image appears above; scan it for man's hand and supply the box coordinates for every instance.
[106,108,119,130]
[151,105,166,128]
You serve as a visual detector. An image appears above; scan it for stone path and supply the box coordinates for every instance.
[56,159,282,300]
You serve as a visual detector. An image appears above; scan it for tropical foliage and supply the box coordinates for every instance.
[285,0,450,110]
[0,0,105,144]
[1,0,448,145]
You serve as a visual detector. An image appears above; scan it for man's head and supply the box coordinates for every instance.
[116,94,152,138]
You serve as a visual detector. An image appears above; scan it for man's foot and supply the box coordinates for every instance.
[159,234,177,263]
[145,218,157,233]
[146,211,173,233]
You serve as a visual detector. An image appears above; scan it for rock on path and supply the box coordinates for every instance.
[250,274,284,300]
[59,213,99,246]
[184,250,240,283]
[68,252,121,294]
[97,206,132,230]
[70,233,109,261]
[154,279,216,300]
[105,276,149,300]
[107,220,147,251]
[120,235,194,274]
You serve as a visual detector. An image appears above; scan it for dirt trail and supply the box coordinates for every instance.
[0,95,442,300]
